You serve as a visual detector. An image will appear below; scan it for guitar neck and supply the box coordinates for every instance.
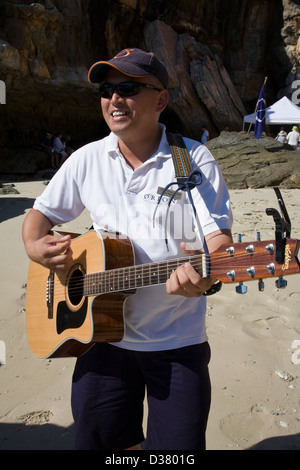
[84,254,207,296]
[83,238,300,296]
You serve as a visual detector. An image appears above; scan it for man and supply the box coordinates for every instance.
[40,132,53,156]
[53,132,68,166]
[275,127,287,144]
[22,48,233,450]
[201,126,209,144]
[286,126,300,150]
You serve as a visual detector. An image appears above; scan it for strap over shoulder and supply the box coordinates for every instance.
[166,132,220,290]
[166,132,193,183]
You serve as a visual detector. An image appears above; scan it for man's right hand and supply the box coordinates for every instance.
[28,233,73,272]
[22,208,73,272]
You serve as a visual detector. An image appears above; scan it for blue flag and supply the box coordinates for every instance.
[254,84,266,139]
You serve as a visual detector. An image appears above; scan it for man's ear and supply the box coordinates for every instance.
[157,89,169,113]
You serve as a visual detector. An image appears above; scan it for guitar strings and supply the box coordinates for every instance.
[38,250,280,298]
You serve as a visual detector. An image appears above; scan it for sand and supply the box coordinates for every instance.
[0,180,299,450]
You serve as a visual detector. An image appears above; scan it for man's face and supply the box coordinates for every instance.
[100,69,168,139]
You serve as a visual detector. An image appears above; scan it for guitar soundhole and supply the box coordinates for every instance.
[67,264,85,310]
[56,264,88,335]
[69,268,83,304]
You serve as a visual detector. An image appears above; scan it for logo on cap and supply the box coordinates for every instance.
[114,49,136,59]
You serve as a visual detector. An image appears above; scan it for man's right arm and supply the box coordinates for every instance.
[22,208,73,272]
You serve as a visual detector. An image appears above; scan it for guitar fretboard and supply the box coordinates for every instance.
[83,255,208,296]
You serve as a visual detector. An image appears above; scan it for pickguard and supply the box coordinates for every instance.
[56,299,88,335]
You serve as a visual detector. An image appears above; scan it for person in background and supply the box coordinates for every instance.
[59,136,74,166]
[275,127,287,144]
[52,132,68,167]
[201,125,209,144]
[285,126,300,150]
[40,132,53,157]
[22,48,233,450]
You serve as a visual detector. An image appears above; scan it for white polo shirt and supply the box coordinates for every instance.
[287,130,300,147]
[34,125,232,351]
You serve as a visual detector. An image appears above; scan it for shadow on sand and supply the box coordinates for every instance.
[0,422,75,450]
[0,197,36,224]
[0,421,299,450]
[248,433,300,450]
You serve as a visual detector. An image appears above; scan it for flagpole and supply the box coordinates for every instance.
[247,77,268,133]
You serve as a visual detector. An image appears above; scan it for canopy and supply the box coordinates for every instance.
[243,96,300,125]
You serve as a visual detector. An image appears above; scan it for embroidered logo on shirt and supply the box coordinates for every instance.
[157,187,183,200]
[143,188,183,204]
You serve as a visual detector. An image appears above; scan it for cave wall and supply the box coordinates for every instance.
[0,0,299,150]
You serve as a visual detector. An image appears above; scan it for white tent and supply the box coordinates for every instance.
[243,96,300,125]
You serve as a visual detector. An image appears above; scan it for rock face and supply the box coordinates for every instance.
[144,21,245,138]
[206,132,300,189]
[0,0,299,174]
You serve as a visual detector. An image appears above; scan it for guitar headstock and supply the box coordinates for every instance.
[210,238,300,291]
[210,188,299,293]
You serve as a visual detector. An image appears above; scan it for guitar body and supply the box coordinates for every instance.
[26,231,135,359]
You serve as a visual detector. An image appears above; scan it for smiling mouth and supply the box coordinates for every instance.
[112,111,129,117]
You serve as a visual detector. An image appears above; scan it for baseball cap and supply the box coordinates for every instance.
[88,48,169,89]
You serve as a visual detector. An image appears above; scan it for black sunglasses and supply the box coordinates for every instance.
[99,81,163,98]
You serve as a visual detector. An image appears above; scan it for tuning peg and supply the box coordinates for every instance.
[276,276,287,289]
[235,235,247,293]
[235,235,248,293]
[236,282,247,294]
[256,234,265,291]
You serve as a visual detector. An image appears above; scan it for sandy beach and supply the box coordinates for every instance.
[0,179,299,450]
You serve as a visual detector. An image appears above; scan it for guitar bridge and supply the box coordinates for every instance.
[47,271,54,319]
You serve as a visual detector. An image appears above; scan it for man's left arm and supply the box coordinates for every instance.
[166,229,232,297]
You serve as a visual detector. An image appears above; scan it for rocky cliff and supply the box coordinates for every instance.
[0,0,299,160]
[206,132,300,189]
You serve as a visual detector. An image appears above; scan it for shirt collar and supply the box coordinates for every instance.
[107,124,172,160]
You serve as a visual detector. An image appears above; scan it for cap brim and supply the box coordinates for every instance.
[88,61,149,84]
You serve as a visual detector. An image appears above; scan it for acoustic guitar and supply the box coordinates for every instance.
[26,230,300,359]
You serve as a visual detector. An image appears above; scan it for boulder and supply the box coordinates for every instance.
[206,131,300,189]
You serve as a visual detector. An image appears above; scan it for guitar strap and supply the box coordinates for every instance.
[166,132,222,295]
[164,131,208,254]
[166,132,193,185]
